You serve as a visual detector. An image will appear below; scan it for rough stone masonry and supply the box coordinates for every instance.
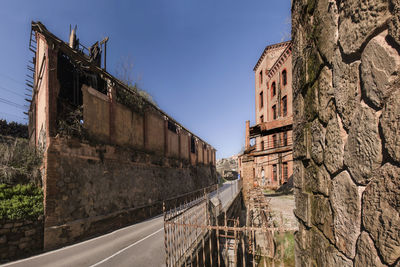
[292,0,400,266]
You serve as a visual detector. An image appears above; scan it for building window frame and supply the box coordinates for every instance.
[259,91,264,109]
[272,105,277,120]
[283,131,288,146]
[282,95,287,117]
[272,81,276,97]
[272,164,277,181]
[282,69,287,86]
[283,162,288,182]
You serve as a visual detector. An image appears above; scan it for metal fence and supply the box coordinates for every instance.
[163,183,296,267]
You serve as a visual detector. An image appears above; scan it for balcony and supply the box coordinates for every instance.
[249,116,293,138]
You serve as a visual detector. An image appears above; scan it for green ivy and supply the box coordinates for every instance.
[0,183,43,220]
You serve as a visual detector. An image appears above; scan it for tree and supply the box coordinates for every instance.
[115,55,157,106]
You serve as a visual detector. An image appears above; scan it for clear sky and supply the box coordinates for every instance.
[0,0,291,159]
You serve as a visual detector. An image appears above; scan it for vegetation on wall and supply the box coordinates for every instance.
[116,84,150,114]
[115,56,157,111]
[0,183,43,220]
[0,136,42,185]
[0,133,43,221]
[57,104,88,140]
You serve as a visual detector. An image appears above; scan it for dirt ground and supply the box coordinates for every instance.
[266,193,298,229]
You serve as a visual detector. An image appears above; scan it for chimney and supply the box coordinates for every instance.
[245,120,250,150]
[69,26,77,49]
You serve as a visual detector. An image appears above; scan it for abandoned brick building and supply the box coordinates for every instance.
[239,41,293,192]
[28,21,217,249]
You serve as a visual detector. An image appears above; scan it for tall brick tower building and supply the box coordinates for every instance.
[239,41,293,193]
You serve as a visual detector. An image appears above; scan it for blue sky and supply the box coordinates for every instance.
[0,0,291,159]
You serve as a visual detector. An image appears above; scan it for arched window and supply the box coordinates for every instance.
[272,81,276,96]
[282,69,287,86]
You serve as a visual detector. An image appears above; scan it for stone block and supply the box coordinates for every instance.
[344,106,382,185]
[18,242,29,250]
[332,50,361,130]
[293,160,304,189]
[294,189,311,227]
[13,222,23,227]
[0,228,9,234]
[310,227,353,267]
[304,161,331,196]
[338,0,391,55]
[354,232,385,267]
[311,195,334,243]
[330,171,361,259]
[361,31,400,109]
[363,163,400,265]
[324,114,344,174]
[388,1,400,46]
[3,223,13,229]
[381,89,400,163]
[314,0,339,64]
[310,119,325,165]
[318,66,335,124]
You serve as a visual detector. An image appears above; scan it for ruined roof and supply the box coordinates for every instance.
[31,21,215,150]
[253,40,291,71]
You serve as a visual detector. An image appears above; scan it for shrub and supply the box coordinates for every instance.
[0,183,43,220]
[0,136,42,185]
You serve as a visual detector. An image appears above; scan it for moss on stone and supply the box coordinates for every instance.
[304,82,319,121]
[306,49,322,85]
[307,0,316,14]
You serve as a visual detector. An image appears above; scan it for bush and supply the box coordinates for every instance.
[0,136,42,185]
[0,120,28,139]
[0,183,43,220]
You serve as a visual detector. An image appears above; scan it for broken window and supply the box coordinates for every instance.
[57,51,107,107]
[259,70,263,86]
[261,140,264,151]
[272,105,277,120]
[190,136,196,154]
[272,164,277,181]
[260,115,264,123]
[259,91,264,109]
[167,121,177,133]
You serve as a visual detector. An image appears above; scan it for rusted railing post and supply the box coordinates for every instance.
[163,202,169,267]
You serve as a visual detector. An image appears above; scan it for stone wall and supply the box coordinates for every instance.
[43,136,217,249]
[0,218,43,263]
[292,0,400,266]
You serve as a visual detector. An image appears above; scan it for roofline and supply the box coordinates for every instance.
[31,21,216,150]
[253,40,292,71]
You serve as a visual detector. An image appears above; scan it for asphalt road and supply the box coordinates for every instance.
[2,181,240,267]
[3,216,166,267]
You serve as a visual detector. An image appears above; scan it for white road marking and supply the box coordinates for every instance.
[2,217,163,266]
[89,227,164,267]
